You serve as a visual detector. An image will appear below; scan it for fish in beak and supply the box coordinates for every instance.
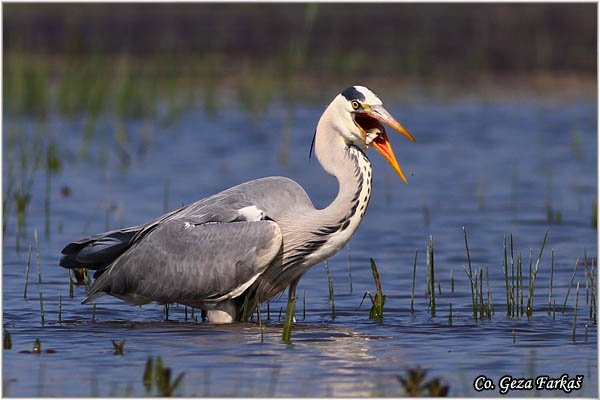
[353,105,415,183]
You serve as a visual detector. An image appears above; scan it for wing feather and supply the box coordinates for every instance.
[83,219,282,305]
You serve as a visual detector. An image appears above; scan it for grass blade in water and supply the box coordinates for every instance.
[39,292,45,324]
[573,282,579,342]
[427,236,436,317]
[526,229,548,317]
[369,258,385,323]
[24,245,32,298]
[410,249,417,314]
[35,229,41,283]
[282,296,296,342]
[463,227,475,316]
[548,249,554,314]
[503,235,511,316]
[562,256,579,312]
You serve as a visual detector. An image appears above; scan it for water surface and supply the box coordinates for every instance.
[2,98,597,396]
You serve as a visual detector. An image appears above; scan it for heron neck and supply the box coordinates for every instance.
[310,122,372,258]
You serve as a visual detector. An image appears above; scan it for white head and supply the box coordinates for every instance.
[316,85,416,182]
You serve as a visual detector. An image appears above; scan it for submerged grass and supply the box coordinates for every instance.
[427,236,436,317]
[34,229,41,283]
[281,296,296,343]
[24,245,31,298]
[39,292,45,324]
[4,330,12,350]
[526,229,548,318]
[462,227,476,318]
[112,339,126,355]
[143,356,185,396]
[396,366,449,397]
[573,282,580,342]
[562,257,579,312]
[368,258,385,323]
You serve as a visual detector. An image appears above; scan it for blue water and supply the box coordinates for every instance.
[2,97,597,396]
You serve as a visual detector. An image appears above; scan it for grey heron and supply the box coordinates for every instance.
[60,85,415,323]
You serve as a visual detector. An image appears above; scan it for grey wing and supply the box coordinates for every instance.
[83,219,282,305]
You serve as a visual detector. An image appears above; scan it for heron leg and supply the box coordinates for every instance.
[287,277,300,323]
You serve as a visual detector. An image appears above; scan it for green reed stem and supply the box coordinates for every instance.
[486,265,493,317]
[35,229,41,283]
[479,268,484,320]
[463,265,476,320]
[282,296,296,343]
[427,236,436,317]
[24,245,32,298]
[39,292,45,324]
[590,259,596,322]
[92,303,97,323]
[573,282,579,342]
[503,235,511,316]
[584,248,589,304]
[463,227,475,316]
[410,249,417,314]
[510,234,515,317]
[518,252,523,317]
[369,258,385,323]
[562,257,579,312]
[526,229,548,317]
[549,249,554,315]
[449,303,453,326]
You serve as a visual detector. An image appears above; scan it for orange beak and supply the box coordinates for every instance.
[364,105,415,183]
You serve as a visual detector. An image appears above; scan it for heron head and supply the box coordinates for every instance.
[329,85,416,183]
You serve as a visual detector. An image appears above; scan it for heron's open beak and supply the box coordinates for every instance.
[354,105,415,183]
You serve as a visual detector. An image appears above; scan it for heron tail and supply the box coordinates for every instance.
[59,227,140,276]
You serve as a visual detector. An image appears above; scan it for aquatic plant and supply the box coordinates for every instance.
[112,339,126,355]
[396,366,449,397]
[23,245,32,298]
[462,227,476,318]
[4,330,12,350]
[525,229,548,318]
[562,256,579,312]
[368,258,386,323]
[427,236,436,316]
[39,292,45,324]
[143,356,185,396]
[281,296,296,343]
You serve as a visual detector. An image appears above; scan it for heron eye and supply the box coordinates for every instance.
[351,101,360,110]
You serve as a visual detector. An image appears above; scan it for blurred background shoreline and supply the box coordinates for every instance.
[3,2,597,118]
